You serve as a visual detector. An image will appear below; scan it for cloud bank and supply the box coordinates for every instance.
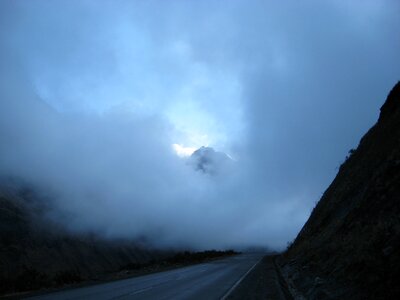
[0,0,399,250]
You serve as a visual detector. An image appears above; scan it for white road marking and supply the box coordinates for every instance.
[220,258,262,300]
[129,286,154,295]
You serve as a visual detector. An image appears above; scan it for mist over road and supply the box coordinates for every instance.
[27,254,263,300]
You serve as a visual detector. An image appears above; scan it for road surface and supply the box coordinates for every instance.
[27,253,264,300]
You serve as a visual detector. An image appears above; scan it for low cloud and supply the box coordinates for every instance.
[0,0,399,250]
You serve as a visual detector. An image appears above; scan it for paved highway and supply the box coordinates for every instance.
[27,253,264,300]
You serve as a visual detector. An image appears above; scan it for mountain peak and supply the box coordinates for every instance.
[189,146,232,175]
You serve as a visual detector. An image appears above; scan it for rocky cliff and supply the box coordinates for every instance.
[283,82,400,299]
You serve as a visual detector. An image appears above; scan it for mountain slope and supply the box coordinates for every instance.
[0,183,158,295]
[283,82,400,299]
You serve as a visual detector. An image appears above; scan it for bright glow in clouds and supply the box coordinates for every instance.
[0,0,399,250]
[172,144,197,157]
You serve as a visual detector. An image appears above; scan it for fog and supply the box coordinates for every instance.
[1,0,399,250]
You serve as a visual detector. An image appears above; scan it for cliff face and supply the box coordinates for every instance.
[284,82,400,299]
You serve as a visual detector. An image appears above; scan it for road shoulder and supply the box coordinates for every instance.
[226,255,293,300]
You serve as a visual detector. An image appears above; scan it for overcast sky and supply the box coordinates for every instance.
[0,0,399,250]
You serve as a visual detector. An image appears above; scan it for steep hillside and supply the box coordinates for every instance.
[283,82,400,299]
[0,183,158,295]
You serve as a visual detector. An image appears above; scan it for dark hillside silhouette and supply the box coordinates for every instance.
[283,82,400,299]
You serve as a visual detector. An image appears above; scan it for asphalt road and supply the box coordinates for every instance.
[27,253,264,300]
